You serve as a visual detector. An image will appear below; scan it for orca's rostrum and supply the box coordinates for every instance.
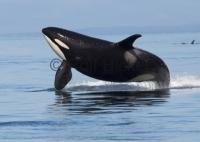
[42,27,170,90]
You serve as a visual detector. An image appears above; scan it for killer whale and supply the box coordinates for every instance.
[42,27,170,90]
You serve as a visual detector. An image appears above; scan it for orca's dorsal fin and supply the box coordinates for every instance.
[115,34,142,49]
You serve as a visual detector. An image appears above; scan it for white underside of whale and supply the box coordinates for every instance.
[43,35,66,60]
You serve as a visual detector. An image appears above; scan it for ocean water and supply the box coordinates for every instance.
[0,32,200,142]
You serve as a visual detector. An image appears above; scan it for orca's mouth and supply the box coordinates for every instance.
[43,34,67,60]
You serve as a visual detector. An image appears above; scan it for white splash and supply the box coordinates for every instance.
[170,75,200,89]
[67,74,200,92]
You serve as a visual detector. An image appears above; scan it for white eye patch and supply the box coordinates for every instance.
[55,39,70,50]
[58,33,65,38]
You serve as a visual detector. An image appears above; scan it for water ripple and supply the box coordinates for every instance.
[0,121,64,127]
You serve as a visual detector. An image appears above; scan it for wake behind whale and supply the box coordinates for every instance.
[30,74,200,93]
[65,74,200,92]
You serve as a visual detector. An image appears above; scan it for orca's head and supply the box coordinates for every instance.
[42,27,70,60]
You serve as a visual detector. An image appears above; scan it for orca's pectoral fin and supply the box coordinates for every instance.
[54,60,72,90]
[115,34,142,49]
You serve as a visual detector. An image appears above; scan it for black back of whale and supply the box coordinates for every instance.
[42,27,170,90]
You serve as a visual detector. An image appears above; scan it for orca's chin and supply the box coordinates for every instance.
[43,34,66,60]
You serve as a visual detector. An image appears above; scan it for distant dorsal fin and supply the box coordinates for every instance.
[115,34,142,49]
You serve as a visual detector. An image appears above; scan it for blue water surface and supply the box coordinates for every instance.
[0,32,200,142]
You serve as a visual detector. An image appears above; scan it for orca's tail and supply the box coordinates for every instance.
[154,66,170,88]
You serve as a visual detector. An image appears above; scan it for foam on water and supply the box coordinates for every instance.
[66,75,200,92]
[170,74,200,89]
